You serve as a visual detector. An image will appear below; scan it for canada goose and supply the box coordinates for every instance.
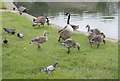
[45,17,50,25]
[3,38,8,44]
[87,32,96,42]
[32,16,49,27]
[65,13,79,30]
[86,25,101,35]
[58,30,72,42]
[29,31,48,48]
[62,39,80,54]
[18,6,27,15]
[89,32,106,48]
[58,13,75,42]
[3,28,16,35]
[17,33,25,39]
[41,61,58,74]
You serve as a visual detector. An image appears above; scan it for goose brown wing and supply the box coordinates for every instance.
[37,37,46,43]
[64,39,76,47]
[36,16,46,23]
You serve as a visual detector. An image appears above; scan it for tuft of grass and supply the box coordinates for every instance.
[0,0,7,9]
[2,12,118,79]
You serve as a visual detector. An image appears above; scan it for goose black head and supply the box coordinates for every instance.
[86,24,90,28]
[45,17,50,25]
[65,13,70,16]
[101,32,106,38]
[33,18,36,22]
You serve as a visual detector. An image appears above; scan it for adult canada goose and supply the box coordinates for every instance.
[32,16,49,27]
[86,25,101,35]
[3,38,8,44]
[65,13,79,30]
[29,31,48,48]
[89,32,106,48]
[3,28,16,35]
[17,33,25,39]
[41,61,58,74]
[58,13,75,42]
[62,39,80,54]
[58,28,72,42]
[18,6,27,15]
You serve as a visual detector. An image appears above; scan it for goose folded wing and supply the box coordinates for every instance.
[36,37,47,43]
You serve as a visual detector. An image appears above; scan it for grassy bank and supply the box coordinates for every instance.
[0,0,7,9]
[2,12,118,79]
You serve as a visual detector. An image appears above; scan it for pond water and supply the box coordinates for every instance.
[14,2,118,40]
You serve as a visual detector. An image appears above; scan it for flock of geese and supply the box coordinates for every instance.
[3,10,106,54]
[3,6,106,74]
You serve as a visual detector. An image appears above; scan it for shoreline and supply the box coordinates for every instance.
[1,1,119,43]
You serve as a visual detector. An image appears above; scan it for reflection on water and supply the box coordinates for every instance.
[14,2,118,40]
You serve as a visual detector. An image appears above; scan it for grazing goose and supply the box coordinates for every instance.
[89,32,106,48]
[18,6,27,15]
[3,28,16,35]
[3,38,8,44]
[86,25,101,35]
[41,61,58,74]
[32,16,49,27]
[62,39,80,54]
[29,31,48,48]
[17,33,25,39]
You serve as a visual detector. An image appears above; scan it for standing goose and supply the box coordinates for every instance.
[29,31,48,48]
[65,13,79,30]
[62,39,80,54]
[41,61,58,74]
[89,32,106,48]
[58,13,79,33]
[58,13,75,42]
[85,25,101,35]
[32,16,49,27]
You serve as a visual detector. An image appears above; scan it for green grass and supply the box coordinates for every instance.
[0,0,7,9]
[2,12,118,79]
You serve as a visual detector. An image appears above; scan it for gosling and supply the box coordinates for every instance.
[89,32,106,48]
[29,31,48,48]
[32,16,49,27]
[62,39,80,54]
